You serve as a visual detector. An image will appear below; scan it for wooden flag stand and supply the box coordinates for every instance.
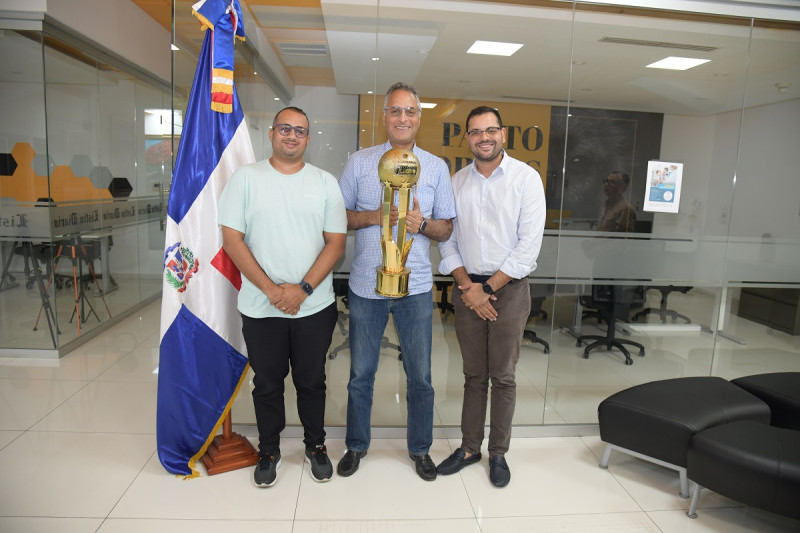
[201,412,258,475]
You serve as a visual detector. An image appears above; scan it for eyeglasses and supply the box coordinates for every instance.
[466,126,502,138]
[273,123,310,138]
[384,106,420,118]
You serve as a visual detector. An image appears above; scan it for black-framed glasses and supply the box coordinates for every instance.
[384,106,420,117]
[466,126,502,137]
[273,123,310,138]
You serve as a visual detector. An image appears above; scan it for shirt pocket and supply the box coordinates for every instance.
[414,182,435,217]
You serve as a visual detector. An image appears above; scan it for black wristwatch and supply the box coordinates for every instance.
[300,280,314,296]
[419,218,428,234]
[482,282,495,295]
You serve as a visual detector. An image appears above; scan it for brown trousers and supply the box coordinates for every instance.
[453,280,531,456]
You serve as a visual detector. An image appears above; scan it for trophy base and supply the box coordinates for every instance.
[376,268,410,297]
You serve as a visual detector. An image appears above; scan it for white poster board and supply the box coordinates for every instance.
[644,160,683,213]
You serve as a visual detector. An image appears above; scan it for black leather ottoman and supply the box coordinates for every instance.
[732,372,800,430]
[687,420,800,520]
[598,377,770,498]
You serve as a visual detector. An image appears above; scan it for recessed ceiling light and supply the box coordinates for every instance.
[466,40,523,57]
[273,97,280,101]
[367,90,374,94]
[170,43,180,51]
[646,56,710,70]
[420,102,437,109]
[371,57,380,61]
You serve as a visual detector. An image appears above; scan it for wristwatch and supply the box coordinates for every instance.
[418,218,428,234]
[482,282,495,295]
[300,280,314,296]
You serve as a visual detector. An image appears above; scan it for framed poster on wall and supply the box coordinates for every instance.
[644,160,683,213]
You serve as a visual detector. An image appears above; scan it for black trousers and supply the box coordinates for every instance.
[241,302,338,454]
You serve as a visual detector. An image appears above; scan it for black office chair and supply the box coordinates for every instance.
[577,284,646,365]
[435,280,455,315]
[632,286,692,324]
[523,283,550,354]
[328,279,402,360]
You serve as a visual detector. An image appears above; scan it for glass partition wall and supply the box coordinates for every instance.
[273,0,800,430]
[0,23,171,355]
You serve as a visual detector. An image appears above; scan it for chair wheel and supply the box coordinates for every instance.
[328,353,336,360]
[625,359,633,365]
[582,353,589,359]
[544,347,550,354]
[576,341,582,347]
[398,353,402,361]
[638,349,645,356]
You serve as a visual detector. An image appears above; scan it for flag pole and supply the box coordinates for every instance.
[200,411,258,475]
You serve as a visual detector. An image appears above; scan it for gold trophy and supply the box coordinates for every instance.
[375,148,420,297]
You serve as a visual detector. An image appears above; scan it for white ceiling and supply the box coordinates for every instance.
[167,0,800,114]
[313,0,800,114]
[3,1,798,117]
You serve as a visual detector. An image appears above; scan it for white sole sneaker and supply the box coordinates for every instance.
[253,457,281,488]
[305,453,332,483]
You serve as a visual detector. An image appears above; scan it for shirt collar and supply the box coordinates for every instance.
[471,149,507,179]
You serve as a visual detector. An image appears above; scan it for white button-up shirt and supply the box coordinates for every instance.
[438,151,546,280]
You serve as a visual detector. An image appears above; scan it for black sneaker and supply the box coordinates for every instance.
[254,451,281,488]
[305,444,333,482]
[337,449,367,477]
[409,453,437,481]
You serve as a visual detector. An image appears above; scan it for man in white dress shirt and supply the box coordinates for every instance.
[436,106,546,487]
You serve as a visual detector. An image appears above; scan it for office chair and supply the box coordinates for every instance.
[523,283,550,354]
[632,286,692,324]
[328,278,402,360]
[435,280,455,315]
[577,284,646,365]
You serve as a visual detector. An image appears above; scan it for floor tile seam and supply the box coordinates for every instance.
[23,428,156,436]
[87,376,158,385]
[89,377,158,384]
[0,513,108,519]
[0,430,26,453]
[103,448,158,523]
[290,517,481,524]
[575,436,654,516]
[88,351,143,381]
[0,376,93,383]
[602,465,665,515]
[477,510,663,519]
[445,440,486,524]
[99,517,297,523]
[20,379,94,431]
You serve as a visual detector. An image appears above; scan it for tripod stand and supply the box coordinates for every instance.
[1,241,59,348]
[35,235,112,336]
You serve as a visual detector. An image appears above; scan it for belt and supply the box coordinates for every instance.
[468,274,516,284]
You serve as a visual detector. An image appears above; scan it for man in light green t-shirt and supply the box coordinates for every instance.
[218,106,346,488]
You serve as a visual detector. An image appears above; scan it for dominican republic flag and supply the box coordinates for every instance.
[157,0,254,478]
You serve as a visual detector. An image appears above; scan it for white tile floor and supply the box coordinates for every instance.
[1,299,799,532]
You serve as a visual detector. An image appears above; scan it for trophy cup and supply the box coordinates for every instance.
[375,148,420,297]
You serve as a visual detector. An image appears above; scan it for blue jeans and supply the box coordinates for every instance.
[345,288,434,455]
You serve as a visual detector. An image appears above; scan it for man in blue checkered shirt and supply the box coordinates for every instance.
[337,82,456,481]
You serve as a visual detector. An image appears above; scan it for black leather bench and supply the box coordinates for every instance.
[598,377,771,498]
[732,372,800,430]
[687,420,800,520]
[684,372,800,521]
